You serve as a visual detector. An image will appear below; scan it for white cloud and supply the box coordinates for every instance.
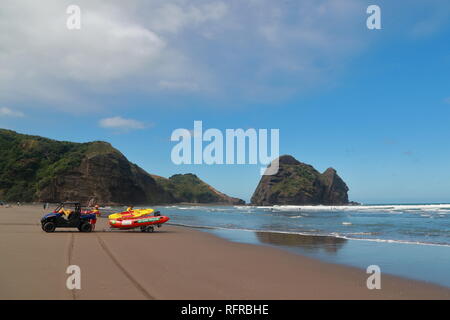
[99,116,147,130]
[1,0,449,112]
[147,2,228,33]
[0,107,24,117]
[158,80,199,91]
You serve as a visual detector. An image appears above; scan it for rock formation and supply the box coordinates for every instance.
[36,142,176,205]
[250,155,349,205]
[152,173,245,205]
[0,129,244,205]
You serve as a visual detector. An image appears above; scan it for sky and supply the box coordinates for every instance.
[1,0,450,204]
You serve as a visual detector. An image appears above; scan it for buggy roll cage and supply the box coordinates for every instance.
[53,202,82,214]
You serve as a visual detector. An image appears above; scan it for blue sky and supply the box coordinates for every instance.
[1,0,450,203]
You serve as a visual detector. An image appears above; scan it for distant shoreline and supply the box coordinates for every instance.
[5,201,450,208]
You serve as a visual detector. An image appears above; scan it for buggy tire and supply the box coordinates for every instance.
[42,221,56,233]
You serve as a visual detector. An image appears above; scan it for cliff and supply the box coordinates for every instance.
[152,173,245,205]
[36,142,176,205]
[250,155,349,205]
[0,129,243,205]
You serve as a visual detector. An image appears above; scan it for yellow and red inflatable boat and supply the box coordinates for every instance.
[109,215,170,232]
[108,209,170,232]
[108,209,154,220]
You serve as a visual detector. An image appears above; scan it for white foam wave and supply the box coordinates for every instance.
[167,222,450,248]
[340,236,450,247]
[255,204,450,213]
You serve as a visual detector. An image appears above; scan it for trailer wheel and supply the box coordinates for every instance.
[42,221,56,233]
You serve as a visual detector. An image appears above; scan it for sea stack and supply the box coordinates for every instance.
[250,155,349,206]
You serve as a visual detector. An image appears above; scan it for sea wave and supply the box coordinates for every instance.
[167,222,450,248]
[158,203,450,214]
[250,204,450,214]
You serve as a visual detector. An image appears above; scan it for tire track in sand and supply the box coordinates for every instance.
[67,233,77,300]
[0,223,38,226]
[95,234,155,300]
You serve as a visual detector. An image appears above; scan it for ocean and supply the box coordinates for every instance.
[114,204,450,288]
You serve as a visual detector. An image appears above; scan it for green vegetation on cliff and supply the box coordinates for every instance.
[269,164,319,199]
[0,129,100,201]
[0,129,244,205]
[153,174,244,204]
[251,155,349,205]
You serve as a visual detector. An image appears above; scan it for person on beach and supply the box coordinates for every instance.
[92,205,100,215]
[88,198,95,208]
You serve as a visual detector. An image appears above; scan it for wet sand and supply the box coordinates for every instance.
[1,205,450,300]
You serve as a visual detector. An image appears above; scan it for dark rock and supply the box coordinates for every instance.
[0,129,243,205]
[152,173,245,205]
[37,144,175,205]
[251,155,350,205]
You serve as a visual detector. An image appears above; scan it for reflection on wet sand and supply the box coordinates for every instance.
[255,232,347,254]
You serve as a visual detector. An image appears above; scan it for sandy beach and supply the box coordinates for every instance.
[1,205,449,300]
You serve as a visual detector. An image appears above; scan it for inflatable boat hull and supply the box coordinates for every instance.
[109,216,170,229]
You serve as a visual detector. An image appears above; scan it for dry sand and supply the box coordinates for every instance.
[1,205,449,300]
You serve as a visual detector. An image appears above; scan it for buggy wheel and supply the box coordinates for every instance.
[140,226,147,232]
[79,222,93,233]
[42,221,56,233]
